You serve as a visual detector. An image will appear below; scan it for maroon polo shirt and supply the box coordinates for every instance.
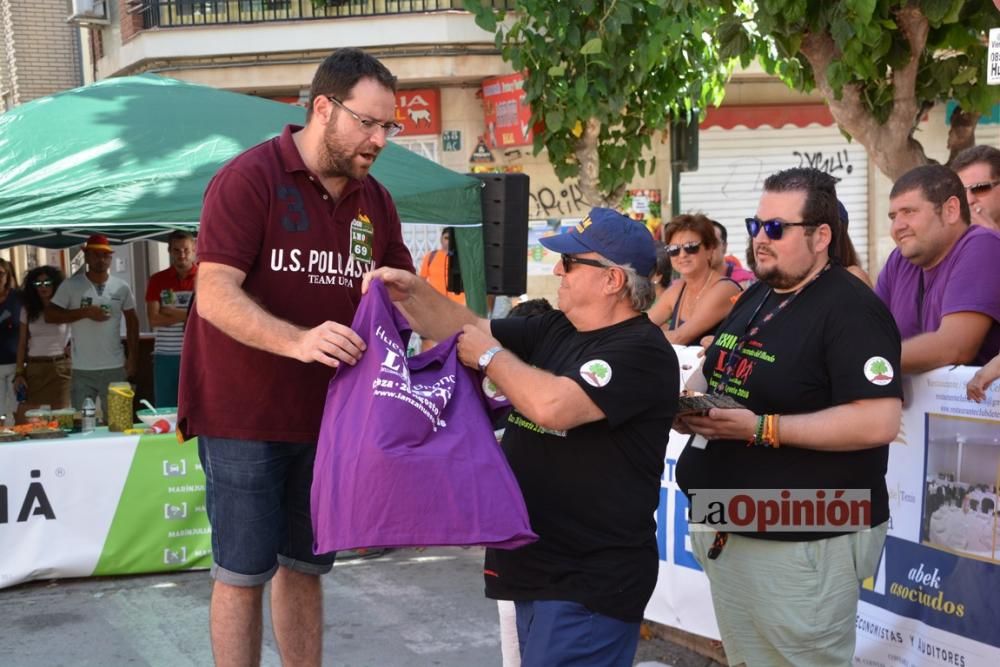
[179,125,414,443]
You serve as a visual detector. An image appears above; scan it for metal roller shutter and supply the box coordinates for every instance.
[678,124,869,270]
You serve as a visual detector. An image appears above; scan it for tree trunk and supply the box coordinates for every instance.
[574,117,627,209]
[575,117,605,207]
[800,6,932,182]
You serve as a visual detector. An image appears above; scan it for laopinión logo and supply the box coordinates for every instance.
[687,488,872,532]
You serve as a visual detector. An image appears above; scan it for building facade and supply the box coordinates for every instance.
[0,0,85,110]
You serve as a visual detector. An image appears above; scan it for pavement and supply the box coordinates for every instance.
[0,547,720,667]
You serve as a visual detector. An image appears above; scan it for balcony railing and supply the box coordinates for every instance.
[143,0,516,29]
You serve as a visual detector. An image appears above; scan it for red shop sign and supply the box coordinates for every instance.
[481,72,533,149]
[394,89,441,136]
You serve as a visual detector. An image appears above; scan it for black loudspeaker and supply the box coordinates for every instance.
[444,227,463,294]
[473,173,530,296]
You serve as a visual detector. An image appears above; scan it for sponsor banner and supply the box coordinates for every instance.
[0,436,137,588]
[394,89,440,136]
[0,432,210,589]
[645,359,1000,664]
[481,72,533,149]
[93,433,211,575]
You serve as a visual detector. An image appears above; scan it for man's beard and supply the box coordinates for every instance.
[316,125,377,180]
[754,263,813,290]
[753,236,816,290]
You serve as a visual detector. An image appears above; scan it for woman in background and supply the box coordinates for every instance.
[648,214,741,344]
[14,265,71,420]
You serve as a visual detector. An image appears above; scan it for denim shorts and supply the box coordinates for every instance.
[199,436,336,586]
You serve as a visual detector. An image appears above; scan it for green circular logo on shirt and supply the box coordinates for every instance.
[864,356,894,386]
[580,360,612,387]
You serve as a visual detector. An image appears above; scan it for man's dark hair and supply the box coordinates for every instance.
[710,219,727,245]
[167,230,195,246]
[950,145,1000,180]
[509,298,553,317]
[307,48,397,121]
[890,164,970,225]
[762,168,839,232]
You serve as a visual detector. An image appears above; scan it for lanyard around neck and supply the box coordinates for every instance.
[713,262,831,395]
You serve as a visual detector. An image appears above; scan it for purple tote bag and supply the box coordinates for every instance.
[311,280,537,553]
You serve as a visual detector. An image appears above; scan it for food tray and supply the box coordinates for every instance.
[0,432,24,442]
[25,429,68,439]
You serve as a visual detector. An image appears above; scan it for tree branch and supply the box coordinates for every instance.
[888,5,928,130]
[800,15,930,181]
[800,31,880,149]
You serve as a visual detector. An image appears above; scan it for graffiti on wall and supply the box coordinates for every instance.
[792,149,855,177]
[529,183,588,219]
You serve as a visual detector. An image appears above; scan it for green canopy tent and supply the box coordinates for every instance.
[0,74,486,313]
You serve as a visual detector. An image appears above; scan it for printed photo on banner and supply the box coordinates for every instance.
[921,414,1000,563]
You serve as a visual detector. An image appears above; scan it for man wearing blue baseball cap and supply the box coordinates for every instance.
[364,207,678,666]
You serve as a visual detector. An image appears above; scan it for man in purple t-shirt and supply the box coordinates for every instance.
[178,49,413,665]
[875,164,1000,373]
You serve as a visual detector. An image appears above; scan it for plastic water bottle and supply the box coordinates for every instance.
[82,397,96,434]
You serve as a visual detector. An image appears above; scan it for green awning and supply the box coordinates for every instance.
[0,74,486,313]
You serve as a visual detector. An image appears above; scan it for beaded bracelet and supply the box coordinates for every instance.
[749,414,781,448]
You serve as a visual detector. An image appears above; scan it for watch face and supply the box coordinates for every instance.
[479,347,499,370]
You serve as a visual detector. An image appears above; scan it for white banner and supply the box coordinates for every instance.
[0,436,137,588]
[645,359,1000,666]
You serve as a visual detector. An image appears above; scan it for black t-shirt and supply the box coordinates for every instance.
[486,310,678,622]
[676,266,903,541]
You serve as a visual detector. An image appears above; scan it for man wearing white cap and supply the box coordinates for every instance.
[365,207,678,666]
[46,233,139,410]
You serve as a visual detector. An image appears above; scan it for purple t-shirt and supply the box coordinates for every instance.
[875,224,1000,366]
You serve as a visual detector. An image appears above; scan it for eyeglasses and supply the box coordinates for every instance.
[560,254,609,272]
[745,216,821,240]
[32,279,53,288]
[327,96,403,138]
[966,180,1000,196]
[665,241,702,257]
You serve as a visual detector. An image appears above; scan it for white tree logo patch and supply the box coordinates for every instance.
[482,376,507,403]
[864,356,894,386]
[580,360,612,387]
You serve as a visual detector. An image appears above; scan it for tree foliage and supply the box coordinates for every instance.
[464,0,735,206]
[717,0,1000,180]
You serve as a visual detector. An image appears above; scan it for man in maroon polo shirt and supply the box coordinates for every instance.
[178,49,413,666]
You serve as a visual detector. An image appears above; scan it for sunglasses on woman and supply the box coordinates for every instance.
[665,242,702,257]
[560,254,608,272]
[745,216,820,240]
[32,279,53,287]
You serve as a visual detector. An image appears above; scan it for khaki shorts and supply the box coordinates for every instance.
[25,356,72,407]
[691,523,887,667]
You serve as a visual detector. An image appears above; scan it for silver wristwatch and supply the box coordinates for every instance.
[477,346,504,371]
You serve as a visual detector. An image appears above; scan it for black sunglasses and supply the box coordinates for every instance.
[560,254,608,272]
[745,217,821,240]
[32,279,53,287]
[665,241,702,257]
[966,180,1000,196]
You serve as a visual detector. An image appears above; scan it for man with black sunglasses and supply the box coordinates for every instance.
[951,145,1000,232]
[676,167,902,666]
[364,208,677,666]
[877,164,1000,373]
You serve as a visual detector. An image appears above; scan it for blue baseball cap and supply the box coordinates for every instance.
[540,208,656,276]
